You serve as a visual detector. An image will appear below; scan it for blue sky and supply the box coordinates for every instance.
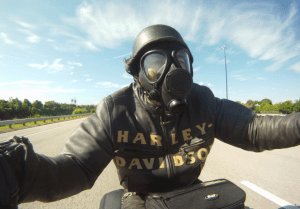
[0,0,299,105]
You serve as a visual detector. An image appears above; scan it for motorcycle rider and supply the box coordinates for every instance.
[0,24,300,208]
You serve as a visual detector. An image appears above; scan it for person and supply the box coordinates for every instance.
[0,24,300,209]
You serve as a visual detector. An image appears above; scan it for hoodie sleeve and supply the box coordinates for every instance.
[18,99,114,203]
[214,98,300,152]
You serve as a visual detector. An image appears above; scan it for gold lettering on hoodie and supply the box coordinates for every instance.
[117,131,129,143]
[150,134,162,146]
[173,155,184,166]
[158,157,165,168]
[195,123,206,135]
[143,158,155,169]
[197,148,208,161]
[186,151,196,164]
[171,133,178,145]
[115,156,126,167]
[128,158,142,169]
[133,133,147,144]
[182,128,192,141]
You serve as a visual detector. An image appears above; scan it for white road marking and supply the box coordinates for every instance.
[241,181,292,207]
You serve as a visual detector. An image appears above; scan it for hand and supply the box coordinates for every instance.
[0,136,38,207]
[0,136,26,208]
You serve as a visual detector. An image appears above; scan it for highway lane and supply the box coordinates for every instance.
[0,116,299,208]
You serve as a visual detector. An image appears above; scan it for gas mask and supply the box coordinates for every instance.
[138,47,193,116]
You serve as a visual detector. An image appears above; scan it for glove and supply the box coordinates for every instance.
[0,136,39,207]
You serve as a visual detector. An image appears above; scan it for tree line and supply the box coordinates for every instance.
[236,98,300,114]
[0,98,96,121]
[1,97,299,121]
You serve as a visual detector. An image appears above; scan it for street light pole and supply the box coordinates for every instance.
[222,45,228,100]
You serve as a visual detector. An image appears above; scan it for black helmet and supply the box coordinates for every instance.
[125,24,193,76]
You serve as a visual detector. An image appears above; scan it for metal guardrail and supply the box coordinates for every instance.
[0,113,92,128]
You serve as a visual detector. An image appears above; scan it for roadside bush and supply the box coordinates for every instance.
[72,108,88,115]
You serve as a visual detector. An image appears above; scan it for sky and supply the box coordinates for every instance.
[0,0,299,105]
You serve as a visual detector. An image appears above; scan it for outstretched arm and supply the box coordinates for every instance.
[0,99,114,206]
[214,98,300,152]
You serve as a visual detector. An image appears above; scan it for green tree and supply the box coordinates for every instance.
[22,99,32,118]
[0,100,9,120]
[260,98,273,105]
[72,108,87,115]
[292,100,300,113]
[279,101,293,114]
[246,99,254,106]
[31,100,43,116]
[61,103,76,115]
[260,102,271,112]
[254,105,261,113]
[254,100,260,105]
[8,97,23,118]
[270,104,280,112]
[43,101,62,116]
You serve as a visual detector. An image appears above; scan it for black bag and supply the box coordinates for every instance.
[145,179,246,209]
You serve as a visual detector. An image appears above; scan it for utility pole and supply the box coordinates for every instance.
[222,45,228,99]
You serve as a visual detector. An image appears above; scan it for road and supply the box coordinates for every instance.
[0,116,299,209]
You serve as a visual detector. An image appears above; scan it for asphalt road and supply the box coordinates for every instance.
[0,116,299,209]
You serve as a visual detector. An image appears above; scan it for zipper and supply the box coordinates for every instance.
[222,198,245,209]
[179,139,205,153]
[146,196,168,209]
[113,149,155,158]
[160,115,174,179]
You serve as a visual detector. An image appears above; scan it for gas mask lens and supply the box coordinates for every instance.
[142,49,192,82]
[175,50,191,74]
[143,53,166,82]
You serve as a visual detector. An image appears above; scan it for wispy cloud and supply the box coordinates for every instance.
[0,86,82,103]
[15,20,37,30]
[59,0,300,72]
[28,62,48,69]
[0,80,52,86]
[71,80,77,83]
[0,80,82,103]
[86,79,93,82]
[205,54,228,65]
[232,74,248,81]
[122,72,133,79]
[289,61,300,72]
[49,58,65,72]
[0,32,16,45]
[194,67,201,72]
[49,26,99,51]
[27,34,41,43]
[62,0,205,49]
[16,28,41,43]
[203,2,300,72]
[96,82,121,88]
[246,60,258,66]
[28,58,75,73]
[256,77,265,80]
[68,61,83,67]
[114,52,132,59]
[198,82,213,87]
